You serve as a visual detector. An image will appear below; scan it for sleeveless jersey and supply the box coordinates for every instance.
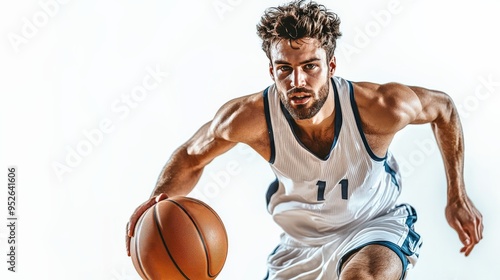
[263,76,403,246]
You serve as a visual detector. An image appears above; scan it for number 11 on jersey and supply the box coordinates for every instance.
[316,179,348,201]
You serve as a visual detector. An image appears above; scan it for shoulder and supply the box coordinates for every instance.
[351,81,422,133]
[210,89,268,145]
[352,81,422,108]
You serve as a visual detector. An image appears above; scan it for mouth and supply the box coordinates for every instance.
[289,93,312,105]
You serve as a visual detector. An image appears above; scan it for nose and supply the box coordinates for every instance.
[291,68,306,88]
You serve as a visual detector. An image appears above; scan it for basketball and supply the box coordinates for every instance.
[130,196,228,280]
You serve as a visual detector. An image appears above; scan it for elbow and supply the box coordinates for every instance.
[172,144,205,174]
[436,92,457,124]
[429,92,461,134]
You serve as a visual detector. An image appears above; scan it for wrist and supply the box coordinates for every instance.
[447,183,466,203]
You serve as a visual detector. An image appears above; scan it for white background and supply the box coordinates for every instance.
[1,0,499,279]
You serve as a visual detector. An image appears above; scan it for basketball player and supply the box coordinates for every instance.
[126,1,483,279]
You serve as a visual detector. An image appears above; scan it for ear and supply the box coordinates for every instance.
[328,56,336,78]
[269,62,275,81]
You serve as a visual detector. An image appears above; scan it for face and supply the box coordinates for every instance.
[269,38,336,120]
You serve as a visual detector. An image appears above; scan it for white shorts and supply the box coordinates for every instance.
[264,204,422,280]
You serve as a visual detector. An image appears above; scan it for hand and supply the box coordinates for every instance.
[445,195,483,256]
[126,193,169,256]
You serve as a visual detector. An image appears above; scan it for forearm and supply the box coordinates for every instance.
[431,95,466,201]
[150,145,204,198]
[421,90,482,255]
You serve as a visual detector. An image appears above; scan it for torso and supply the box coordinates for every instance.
[260,76,403,244]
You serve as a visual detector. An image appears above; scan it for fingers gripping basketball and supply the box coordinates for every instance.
[130,196,228,280]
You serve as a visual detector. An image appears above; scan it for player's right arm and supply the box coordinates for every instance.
[152,121,238,198]
[126,91,268,255]
[151,90,269,197]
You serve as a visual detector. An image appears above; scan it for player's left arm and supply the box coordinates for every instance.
[407,85,484,256]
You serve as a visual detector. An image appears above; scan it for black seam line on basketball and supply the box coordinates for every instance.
[184,198,229,259]
[135,211,151,280]
[154,203,190,280]
[184,197,228,240]
[183,197,228,272]
[169,199,217,278]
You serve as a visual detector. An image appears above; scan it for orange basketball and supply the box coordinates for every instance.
[130,196,228,280]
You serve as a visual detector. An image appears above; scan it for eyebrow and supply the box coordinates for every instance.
[273,58,321,65]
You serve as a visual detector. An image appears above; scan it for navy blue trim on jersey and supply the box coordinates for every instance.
[263,87,276,164]
[337,204,421,280]
[400,204,422,257]
[332,77,343,151]
[348,81,387,162]
[384,160,400,190]
[266,178,279,207]
[279,78,342,161]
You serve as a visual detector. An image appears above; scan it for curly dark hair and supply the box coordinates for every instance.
[256,0,342,62]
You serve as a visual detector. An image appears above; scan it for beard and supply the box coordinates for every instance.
[278,80,330,120]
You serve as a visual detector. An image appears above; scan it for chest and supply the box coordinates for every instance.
[296,133,335,159]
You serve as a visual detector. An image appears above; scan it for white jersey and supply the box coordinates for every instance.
[264,76,403,246]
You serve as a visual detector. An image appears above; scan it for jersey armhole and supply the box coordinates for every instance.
[348,81,387,162]
[263,87,276,164]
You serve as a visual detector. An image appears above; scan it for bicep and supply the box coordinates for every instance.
[368,83,454,133]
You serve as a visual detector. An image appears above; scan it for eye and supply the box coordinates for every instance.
[304,64,317,70]
[278,65,292,72]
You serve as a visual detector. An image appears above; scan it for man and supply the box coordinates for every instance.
[126,1,483,279]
